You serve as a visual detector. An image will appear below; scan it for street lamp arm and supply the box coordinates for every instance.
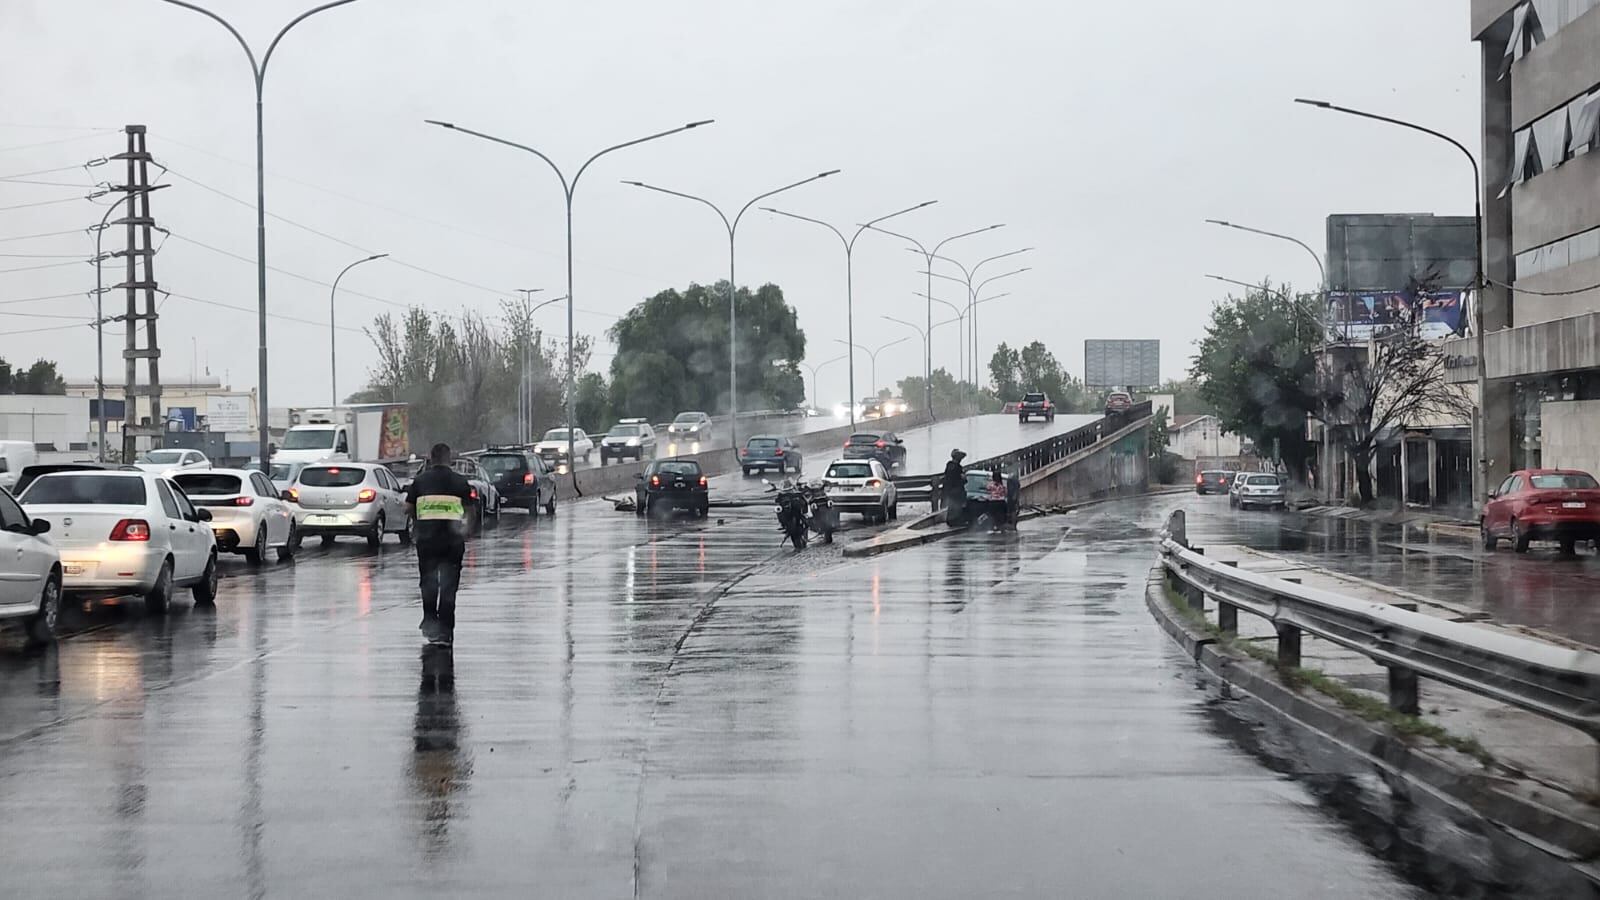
[970,247,1034,281]
[1204,217,1325,285]
[850,200,938,250]
[925,250,972,281]
[922,270,968,288]
[882,315,925,339]
[974,267,1030,295]
[262,0,362,76]
[863,223,930,255]
[425,120,571,196]
[1294,99,1480,195]
[972,292,1011,308]
[731,170,839,233]
[531,295,567,315]
[932,223,1004,257]
[833,338,868,354]
[157,0,260,77]
[572,120,714,194]
[760,207,847,248]
[623,180,731,233]
[874,336,909,355]
[915,292,965,320]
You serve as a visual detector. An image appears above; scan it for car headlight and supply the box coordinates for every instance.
[627,437,640,446]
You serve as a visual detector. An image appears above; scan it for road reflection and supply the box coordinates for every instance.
[408,645,469,859]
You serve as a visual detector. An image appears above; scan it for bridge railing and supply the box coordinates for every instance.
[1156,509,1600,747]
[893,401,1153,505]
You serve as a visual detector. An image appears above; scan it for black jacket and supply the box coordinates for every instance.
[941,460,966,501]
[405,464,474,547]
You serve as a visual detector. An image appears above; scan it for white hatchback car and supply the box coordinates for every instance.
[289,462,410,548]
[0,486,63,645]
[130,448,211,475]
[822,458,899,523]
[173,468,297,564]
[19,470,219,613]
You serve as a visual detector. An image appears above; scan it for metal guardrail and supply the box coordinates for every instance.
[1156,509,1600,745]
[893,401,1153,505]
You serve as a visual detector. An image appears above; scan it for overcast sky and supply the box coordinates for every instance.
[1,0,1479,407]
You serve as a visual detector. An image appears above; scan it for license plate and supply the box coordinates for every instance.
[307,514,338,524]
[63,563,85,576]
[1564,501,1586,509]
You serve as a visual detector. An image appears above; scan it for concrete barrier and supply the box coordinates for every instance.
[1016,415,1151,506]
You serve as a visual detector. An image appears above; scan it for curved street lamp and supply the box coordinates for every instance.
[425,118,712,467]
[926,247,1033,386]
[798,353,848,411]
[833,336,908,401]
[156,0,365,470]
[622,170,838,450]
[760,200,936,427]
[329,252,387,406]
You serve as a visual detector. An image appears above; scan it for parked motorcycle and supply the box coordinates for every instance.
[767,478,836,550]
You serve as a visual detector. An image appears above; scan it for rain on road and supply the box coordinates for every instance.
[0,490,1419,898]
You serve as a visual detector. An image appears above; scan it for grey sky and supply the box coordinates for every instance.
[0,0,1478,406]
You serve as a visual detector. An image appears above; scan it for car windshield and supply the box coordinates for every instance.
[21,474,146,505]
[1530,473,1599,489]
[965,472,995,492]
[654,462,700,476]
[1023,393,1046,402]
[542,429,571,441]
[1202,471,1227,479]
[269,463,299,482]
[298,466,367,488]
[173,473,243,495]
[610,425,640,436]
[479,454,526,476]
[827,463,873,479]
[1246,475,1281,486]
[281,428,336,450]
[673,413,703,423]
[747,438,778,449]
[140,450,185,464]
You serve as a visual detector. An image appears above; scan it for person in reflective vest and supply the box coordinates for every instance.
[405,442,474,647]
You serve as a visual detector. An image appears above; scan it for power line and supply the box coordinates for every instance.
[0,320,97,336]
[0,259,83,275]
[0,131,116,155]
[0,195,92,213]
[0,310,93,320]
[0,291,84,306]
[164,290,366,333]
[0,228,84,243]
[0,163,95,180]
[1488,275,1600,297]
[162,230,412,310]
[0,251,85,259]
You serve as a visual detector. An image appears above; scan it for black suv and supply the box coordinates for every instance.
[843,431,906,470]
[1017,391,1055,422]
[634,459,709,518]
[476,448,558,514]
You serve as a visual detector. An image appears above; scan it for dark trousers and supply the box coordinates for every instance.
[417,541,465,631]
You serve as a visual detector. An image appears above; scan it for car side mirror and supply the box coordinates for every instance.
[635,473,644,480]
[280,490,295,501]
[894,438,903,444]
[196,508,213,522]
[27,518,49,536]
[1486,490,1497,499]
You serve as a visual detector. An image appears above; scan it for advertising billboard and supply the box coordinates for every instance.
[205,394,252,432]
[1084,339,1160,389]
[1326,289,1468,341]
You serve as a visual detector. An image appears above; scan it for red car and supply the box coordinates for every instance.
[1480,468,1600,554]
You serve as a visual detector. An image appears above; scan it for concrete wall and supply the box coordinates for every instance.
[1017,416,1150,507]
[1538,398,1600,474]
[1170,417,1241,461]
[0,394,92,451]
[1509,3,1600,129]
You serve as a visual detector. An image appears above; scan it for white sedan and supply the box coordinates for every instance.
[822,458,899,523]
[20,470,219,613]
[130,448,211,475]
[534,428,595,467]
[173,468,297,564]
[0,487,62,645]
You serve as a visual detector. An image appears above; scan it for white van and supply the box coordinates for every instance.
[0,441,37,493]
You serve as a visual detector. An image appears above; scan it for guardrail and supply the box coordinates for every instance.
[1156,509,1600,748]
[893,401,1153,505]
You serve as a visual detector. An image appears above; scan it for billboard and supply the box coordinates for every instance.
[206,394,251,432]
[1326,289,1468,341]
[1085,339,1160,389]
[1326,213,1475,292]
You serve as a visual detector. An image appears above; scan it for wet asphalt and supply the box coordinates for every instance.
[0,489,1421,898]
[1178,491,1600,647]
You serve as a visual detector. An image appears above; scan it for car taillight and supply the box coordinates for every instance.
[866,479,882,488]
[523,472,534,485]
[109,518,150,542]
[235,496,254,506]
[774,448,784,456]
[468,488,479,501]
[1196,475,1204,484]
[843,440,852,447]
[357,488,377,503]
[741,448,749,456]
[287,487,299,503]
[699,475,708,487]
[1219,478,1227,485]
[875,440,886,448]
[650,475,660,487]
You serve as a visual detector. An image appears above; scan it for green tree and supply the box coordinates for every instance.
[896,368,1000,416]
[0,358,66,394]
[1189,282,1320,480]
[607,280,805,422]
[988,341,1095,412]
[1158,378,1215,416]
[572,372,612,434]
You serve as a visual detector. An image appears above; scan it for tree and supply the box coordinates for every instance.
[1158,378,1215,416]
[607,280,805,422]
[1149,405,1170,457]
[0,358,66,394]
[1319,278,1472,504]
[1189,282,1320,479]
[988,341,1095,412]
[896,368,1000,416]
[573,372,612,434]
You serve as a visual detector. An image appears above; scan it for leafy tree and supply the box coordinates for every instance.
[572,372,612,434]
[987,341,1095,412]
[0,358,66,394]
[1159,378,1215,416]
[1189,282,1320,480]
[607,280,805,422]
[1149,405,1170,457]
[896,368,1000,416]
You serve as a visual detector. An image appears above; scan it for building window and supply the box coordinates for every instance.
[1503,88,1600,194]
[1514,224,1600,278]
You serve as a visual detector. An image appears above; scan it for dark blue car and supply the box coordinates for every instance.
[741,434,802,476]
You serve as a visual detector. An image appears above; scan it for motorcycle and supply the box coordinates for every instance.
[767,478,836,550]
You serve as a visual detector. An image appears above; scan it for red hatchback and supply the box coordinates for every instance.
[1480,468,1600,553]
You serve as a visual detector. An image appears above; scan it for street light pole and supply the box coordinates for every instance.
[426,118,712,468]
[761,201,937,428]
[926,247,1034,390]
[622,171,839,452]
[1293,97,1487,507]
[833,336,908,400]
[799,353,848,411]
[329,252,386,407]
[866,223,1004,419]
[157,0,363,473]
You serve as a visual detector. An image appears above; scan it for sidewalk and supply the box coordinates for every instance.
[1294,501,1481,539]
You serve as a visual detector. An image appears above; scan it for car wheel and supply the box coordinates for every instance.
[1512,519,1530,554]
[320,534,336,547]
[24,570,62,647]
[368,513,385,549]
[889,501,898,521]
[1480,520,1497,552]
[879,500,890,523]
[277,523,299,561]
[697,501,709,519]
[244,526,267,565]
[545,493,557,515]
[743,467,751,477]
[398,515,413,546]
[145,559,174,615]
[192,553,219,605]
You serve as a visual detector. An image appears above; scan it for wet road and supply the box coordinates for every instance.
[0,493,1418,898]
[881,413,1102,474]
[1179,492,1600,646]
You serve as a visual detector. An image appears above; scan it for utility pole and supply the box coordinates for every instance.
[110,126,164,463]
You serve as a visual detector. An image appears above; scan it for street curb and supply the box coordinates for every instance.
[840,486,1190,559]
[1144,569,1600,897]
